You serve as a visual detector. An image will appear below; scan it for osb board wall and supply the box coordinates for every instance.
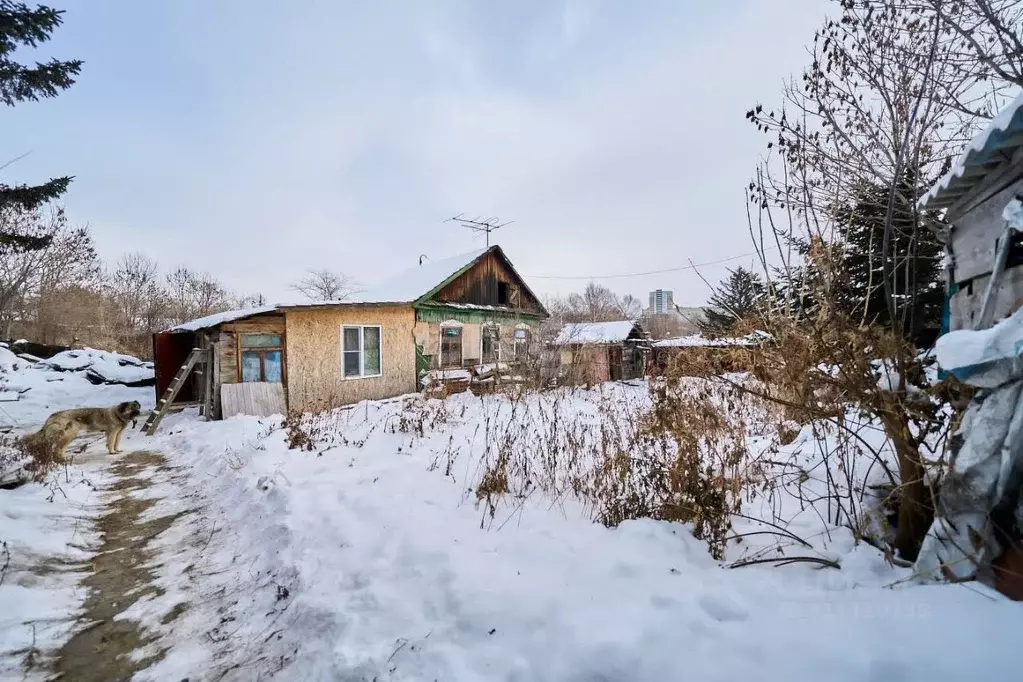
[285,306,416,414]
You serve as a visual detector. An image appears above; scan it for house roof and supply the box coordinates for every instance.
[919,91,1023,212]
[554,320,641,345]
[167,245,547,333]
[347,248,490,305]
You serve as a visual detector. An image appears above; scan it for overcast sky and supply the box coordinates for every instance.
[4,0,829,306]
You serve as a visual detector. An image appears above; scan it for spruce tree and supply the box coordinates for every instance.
[700,266,765,335]
[0,1,82,250]
[832,176,944,346]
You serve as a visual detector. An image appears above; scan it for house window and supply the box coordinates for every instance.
[239,333,283,383]
[482,325,500,363]
[440,326,462,367]
[342,325,382,378]
[514,328,530,361]
[497,282,509,305]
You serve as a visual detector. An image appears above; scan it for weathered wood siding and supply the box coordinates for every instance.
[947,166,1023,330]
[284,306,416,414]
[214,316,286,386]
[949,171,1023,284]
[221,382,287,418]
[432,251,545,314]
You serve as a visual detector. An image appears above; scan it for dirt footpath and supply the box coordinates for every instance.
[52,450,187,682]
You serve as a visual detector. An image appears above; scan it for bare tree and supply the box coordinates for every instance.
[290,268,358,301]
[0,207,100,339]
[112,253,163,332]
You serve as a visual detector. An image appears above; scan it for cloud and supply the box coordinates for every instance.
[13,0,829,306]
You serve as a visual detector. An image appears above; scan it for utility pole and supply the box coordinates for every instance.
[447,214,513,248]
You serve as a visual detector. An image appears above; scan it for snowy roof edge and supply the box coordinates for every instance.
[919,90,1023,212]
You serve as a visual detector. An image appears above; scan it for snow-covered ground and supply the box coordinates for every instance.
[129,383,1020,680]
[2,367,1022,680]
[0,354,153,678]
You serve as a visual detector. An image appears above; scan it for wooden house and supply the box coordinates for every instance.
[919,92,1023,331]
[150,245,548,424]
[552,320,648,383]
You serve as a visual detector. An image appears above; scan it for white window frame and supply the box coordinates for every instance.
[340,325,383,379]
[439,323,464,368]
[513,327,530,361]
[480,323,501,363]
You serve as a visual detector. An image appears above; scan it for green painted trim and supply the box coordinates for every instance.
[414,304,544,325]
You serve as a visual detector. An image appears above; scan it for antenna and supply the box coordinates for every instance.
[419,254,428,265]
[447,213,513,248]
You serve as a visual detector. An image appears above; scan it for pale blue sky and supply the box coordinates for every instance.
[3,0,827,304]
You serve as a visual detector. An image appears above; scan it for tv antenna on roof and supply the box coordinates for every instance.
[447,214,513,248]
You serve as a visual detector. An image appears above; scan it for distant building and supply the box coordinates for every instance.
[649,289,674,314]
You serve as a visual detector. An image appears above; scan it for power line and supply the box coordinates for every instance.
[525,248,775,280]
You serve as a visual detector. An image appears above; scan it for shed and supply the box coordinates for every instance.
[552,320,648,383]
[919,91,1023,331]
[647,332,767,376]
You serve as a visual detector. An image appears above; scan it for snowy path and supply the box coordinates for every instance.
[52,450,188,682]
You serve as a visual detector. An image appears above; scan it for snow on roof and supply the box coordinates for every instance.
[554,321,639,345]
[651,331,768,348]
[919,90,1023,211]
[167,305,280,332]
[347,248,488,305]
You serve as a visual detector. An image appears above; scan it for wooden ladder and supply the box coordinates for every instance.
[142,347,204,436]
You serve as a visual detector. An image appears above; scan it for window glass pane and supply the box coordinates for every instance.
[482,326,499,362]
[264,350,283,382]
[441,328,462,367]
[514,329,527,339]
[343,350,361,377]
[241,351,262,382]
[364,348,380,375]
[363,327,380,352]
[342,327,361,351]
[240,334,281,348]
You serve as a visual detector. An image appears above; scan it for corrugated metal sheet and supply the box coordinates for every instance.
[920,91,1023,211]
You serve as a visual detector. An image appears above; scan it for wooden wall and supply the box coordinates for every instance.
[284,306,417,414]
[213,316,286,386]
[947,168,1023,330]
[432,251,545,314]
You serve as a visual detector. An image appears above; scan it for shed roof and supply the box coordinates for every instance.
[919,91,1023,211]
[651,331,768,348]
[166,306,281,332]
[554,320,641,345]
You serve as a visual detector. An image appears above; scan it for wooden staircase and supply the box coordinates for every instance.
[142,348,207,436]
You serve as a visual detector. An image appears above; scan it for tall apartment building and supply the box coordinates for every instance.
[648,289,674,315]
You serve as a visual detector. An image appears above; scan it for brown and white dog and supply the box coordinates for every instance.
[23,401,142,461]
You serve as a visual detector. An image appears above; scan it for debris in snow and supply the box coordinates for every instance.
[38,348,155,387]
[935,304,1023,387]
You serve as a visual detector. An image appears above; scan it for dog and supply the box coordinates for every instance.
[23,400,142,462]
